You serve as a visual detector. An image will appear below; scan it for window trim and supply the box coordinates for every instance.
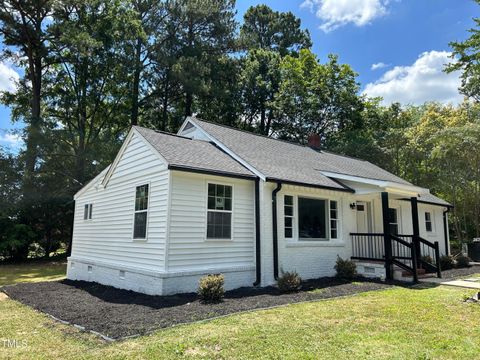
[205,181,234,241]
[132,182,151,241]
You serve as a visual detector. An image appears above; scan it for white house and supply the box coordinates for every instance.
[67,116,452,295]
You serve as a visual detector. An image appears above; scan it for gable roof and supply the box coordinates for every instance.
[74,165,111,200]
[134,126,255,179]
[180,117,451,206]
[416,192,452,207]
[184,117,411,187]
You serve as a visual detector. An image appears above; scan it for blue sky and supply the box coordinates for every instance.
[1,0,478,151]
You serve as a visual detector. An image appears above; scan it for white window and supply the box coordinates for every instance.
[83,204,93,220]
[207,183,232,239]
[330,200,339,239]
[284,195,294,238]
[425,212,433,232]
[133,184,149,239]
[388,208,399,234]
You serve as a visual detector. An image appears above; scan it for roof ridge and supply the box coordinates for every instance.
[133,125,193,141]
[189,116,315,150]
[190,116,372,163]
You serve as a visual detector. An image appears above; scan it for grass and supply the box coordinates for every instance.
[1,263,480,359]
[0,260,66,286]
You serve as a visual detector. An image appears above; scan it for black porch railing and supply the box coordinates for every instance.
[351,232,441,281]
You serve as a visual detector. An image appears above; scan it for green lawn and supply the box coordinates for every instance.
[0,260,66,286]
[1,264,480,359]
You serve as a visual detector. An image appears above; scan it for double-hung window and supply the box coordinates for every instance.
[388,208,399,234]
[284,195,294,238]
[425,212,433,232]
[330,201,338,239]
[83,204,93,220]
[207,183,232,239]
[133,184,149,239]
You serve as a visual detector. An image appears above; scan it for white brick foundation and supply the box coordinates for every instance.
[67,257,255,295]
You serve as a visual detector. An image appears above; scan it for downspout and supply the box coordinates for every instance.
[253,178,261,286]
[272,182,282,280]
[443,207,451,256]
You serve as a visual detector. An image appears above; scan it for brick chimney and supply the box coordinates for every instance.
[307,133,321,150]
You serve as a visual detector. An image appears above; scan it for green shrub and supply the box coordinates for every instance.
[277,271,302,293]
[0,219,36,262]
[335,256,357,280]
[456,255,471,268]
[421,255,433,264]
[198,274,224,302]
[440,255,454,270]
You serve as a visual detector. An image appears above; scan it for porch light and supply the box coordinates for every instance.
[350,203,356,210]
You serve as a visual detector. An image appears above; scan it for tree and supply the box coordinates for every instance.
[46,0,140,186]
[240,4,311,56]
[446,0,480,101]
[169,0,237,121]
[239,49,281,134]
[0,0,53,200]
[274,50,363,143]
[126,0,168,126]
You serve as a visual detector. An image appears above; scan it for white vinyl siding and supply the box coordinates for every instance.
[167,172,255,272]
[71,132,169,271]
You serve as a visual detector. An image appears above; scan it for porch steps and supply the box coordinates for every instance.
[355,260,438,282]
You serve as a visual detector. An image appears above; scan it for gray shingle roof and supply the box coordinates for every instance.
[134,126,255,178]
[190,118,410,186]
[417,193,451,207]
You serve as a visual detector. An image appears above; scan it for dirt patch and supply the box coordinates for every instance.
[2,277,394,339]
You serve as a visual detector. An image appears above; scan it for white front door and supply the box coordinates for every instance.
[356,201,372,233]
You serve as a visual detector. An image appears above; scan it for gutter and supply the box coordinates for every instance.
[253,178,261,286]
[443,207,451,256]
[265,178,353,193]
[272,182,282,280]
[168,165,256,181]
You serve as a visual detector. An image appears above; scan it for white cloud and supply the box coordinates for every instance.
[371,62,389,70]
[0,61,20,93]
[301,0,392,32]
[363,50,463,105]
[0,132,23,149]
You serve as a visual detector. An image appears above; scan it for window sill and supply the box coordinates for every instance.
[205,238,233,242]
[285,241,346,248]
[132,238,148,242]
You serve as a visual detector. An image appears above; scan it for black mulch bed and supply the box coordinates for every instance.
[437,265,480,279]
[2,277,396,340]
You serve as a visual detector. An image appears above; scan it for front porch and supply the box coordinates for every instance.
[350,192,443,282]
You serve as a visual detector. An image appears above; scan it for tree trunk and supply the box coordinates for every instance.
[161,70,170,131]
[23,51,43,200]
[260,105,266,135]
[130,37,142,126]
[185,91,193,117]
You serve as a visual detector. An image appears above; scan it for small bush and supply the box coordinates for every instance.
[198,274,224,302]
[335,256,357,280]
[277,271,302,293]
[421,255,433,264]
[456,255,471,268]
[440,255,454,270]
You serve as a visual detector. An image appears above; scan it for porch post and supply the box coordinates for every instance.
[410,197,421,266]
[381,192,393,280]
